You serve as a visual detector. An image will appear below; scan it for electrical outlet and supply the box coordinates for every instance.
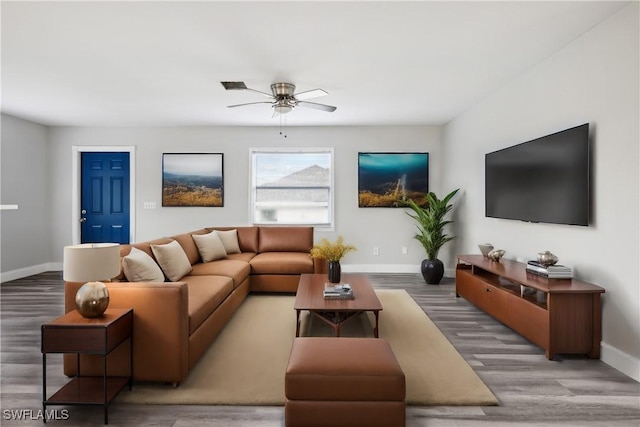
[402,246,408,255]
[373,247,380,256]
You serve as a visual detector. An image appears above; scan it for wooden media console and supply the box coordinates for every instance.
[456,255,605,360]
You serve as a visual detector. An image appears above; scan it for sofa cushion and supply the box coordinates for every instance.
[120,237,173,260]
[190,259,251,288]
[172,230,209,265]
[115,238,172,281]
[209,226,259,253]
[225,252,257,263]
[151,240,193,282]
[121,247,165,282]
[192,231,227,262]
[180,275,234,334]
[250,252,314,275]
[217,229,241,254]
[258,226,313,253]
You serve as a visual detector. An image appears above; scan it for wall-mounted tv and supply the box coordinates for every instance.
[485,123,590,226]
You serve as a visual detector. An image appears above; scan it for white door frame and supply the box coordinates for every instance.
[71,146,136,244]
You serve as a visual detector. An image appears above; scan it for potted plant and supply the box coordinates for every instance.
[310,236,356,283]
[404,189,459,284]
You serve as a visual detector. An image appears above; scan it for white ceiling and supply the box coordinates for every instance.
[1,1,628,127]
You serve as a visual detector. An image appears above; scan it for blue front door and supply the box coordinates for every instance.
[81,152,130,244]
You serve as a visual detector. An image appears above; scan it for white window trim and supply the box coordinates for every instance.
[249,147,335,230]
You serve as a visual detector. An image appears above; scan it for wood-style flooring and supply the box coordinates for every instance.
[1,272,639,426]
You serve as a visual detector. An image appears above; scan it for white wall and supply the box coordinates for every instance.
[0,115,52,281]
[443,3,639,381]
[45,125,444,272]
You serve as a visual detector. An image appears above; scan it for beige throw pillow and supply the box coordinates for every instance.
[217,229,241,254]
[192,231,227,262]
[121,247,166,282]
[150,240,192,282]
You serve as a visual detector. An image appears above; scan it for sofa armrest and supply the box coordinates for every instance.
[64,281,190,384]
[313,257,328,274]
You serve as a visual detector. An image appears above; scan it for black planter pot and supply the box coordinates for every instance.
[328,261,341,284]
[421,259,444,285]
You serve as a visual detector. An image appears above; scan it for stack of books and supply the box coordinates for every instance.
[323,284,354,300]
[526,261,573,279]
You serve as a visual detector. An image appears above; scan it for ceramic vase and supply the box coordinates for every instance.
[328,261,341,284]
[421,259,444,285]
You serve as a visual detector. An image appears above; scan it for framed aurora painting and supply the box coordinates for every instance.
[357,152,429,207]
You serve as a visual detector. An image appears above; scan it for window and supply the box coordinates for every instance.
[250,148,333,227]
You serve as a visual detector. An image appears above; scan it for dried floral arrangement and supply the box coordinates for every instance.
[309,236,356,262]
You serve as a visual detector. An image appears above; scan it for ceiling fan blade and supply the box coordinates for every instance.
[297,101,337,112]
[294,89,328,100]
[245,87,275,99]
[227,101,273,108]
[221,81,274,99]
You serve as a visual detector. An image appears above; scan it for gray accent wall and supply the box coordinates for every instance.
[1,114,50,278]
[442,3,639,380]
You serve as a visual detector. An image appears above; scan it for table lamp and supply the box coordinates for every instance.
[63,243,121,318]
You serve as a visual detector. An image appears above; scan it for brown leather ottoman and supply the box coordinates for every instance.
[285,337,406,427]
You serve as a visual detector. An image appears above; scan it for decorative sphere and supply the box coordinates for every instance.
[75,281,110,318]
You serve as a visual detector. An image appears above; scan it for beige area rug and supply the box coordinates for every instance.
[116,290,498,406]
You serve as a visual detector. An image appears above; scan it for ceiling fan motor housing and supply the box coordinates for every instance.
[271,83,296,98]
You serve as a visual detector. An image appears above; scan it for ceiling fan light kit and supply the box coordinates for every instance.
[273,103,293,115]
[221,81,337,116]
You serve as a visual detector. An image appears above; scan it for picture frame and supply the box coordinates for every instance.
[162,153,224,207]
[358,152,429,207]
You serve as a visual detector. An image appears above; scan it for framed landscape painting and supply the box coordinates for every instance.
[162,153,224,207]
[358,152,429,207]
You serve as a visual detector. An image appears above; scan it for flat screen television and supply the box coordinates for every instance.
[485,123,590,226]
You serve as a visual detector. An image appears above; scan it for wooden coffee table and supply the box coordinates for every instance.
[294,273,383,338]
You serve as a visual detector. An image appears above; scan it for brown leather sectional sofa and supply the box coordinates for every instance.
[64,226,326,385]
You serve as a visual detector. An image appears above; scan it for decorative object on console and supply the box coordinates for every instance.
[63,243,121,318]
[404,189,459,284]
[478,243,494,257]
[537,251,559,266]
[487,249,506,262]
[526,260,573,279]
[310,236,356,284]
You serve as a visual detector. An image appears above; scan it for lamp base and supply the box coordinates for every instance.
[75,281,110,318]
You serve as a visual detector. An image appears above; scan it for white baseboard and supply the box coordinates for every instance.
[0,263,61,283]
[601,342,640,382]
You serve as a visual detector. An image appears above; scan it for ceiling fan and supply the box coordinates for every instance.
[221,81,337,115]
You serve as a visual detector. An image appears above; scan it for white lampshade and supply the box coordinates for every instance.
[63,243,121,282]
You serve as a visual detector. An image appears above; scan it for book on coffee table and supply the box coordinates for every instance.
[323,284,355,299]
